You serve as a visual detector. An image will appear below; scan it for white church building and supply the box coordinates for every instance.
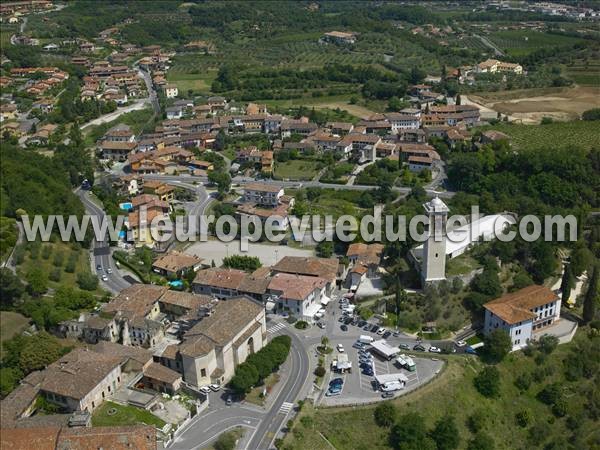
[410,196,516,284]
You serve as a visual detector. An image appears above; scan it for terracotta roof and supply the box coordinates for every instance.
[153,251,203,273]
[143,362,181,385]
[268,273,327,301]
[90,341,153,367]
[180,296,263,357]
[346,243,384,266]
[193,268,247,290]
[104,284,167,319]
[484,285,557,325]
[272,256,339,282]
[40,349,122,400]
[408,155,433,164]
[244,182,283,193]
[233,321,262,348]
[159,290,214,311]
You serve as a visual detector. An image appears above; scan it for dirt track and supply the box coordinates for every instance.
[468,86,600,124]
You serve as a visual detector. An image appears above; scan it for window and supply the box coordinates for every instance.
[201,368,206,377]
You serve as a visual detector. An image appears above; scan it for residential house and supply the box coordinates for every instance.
[384,113,420,133]
[271,256,340,293]
[243,182,284,207]
[346,243,384,290]
[267,273,327,320]
[142,180,175,202]
[152,251,205,277]
[477,59,523,75]
[484,285,561,351]
[164,84,178,98]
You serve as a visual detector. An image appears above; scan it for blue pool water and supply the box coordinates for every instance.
[118,231,126,239]
[169,280,184,288]
[119,202,133,211]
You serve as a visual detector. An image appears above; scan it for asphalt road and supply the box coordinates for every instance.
[137,67,161,114]
[168,329,310,450]
[77,188,131,293]
[247,331,310,450]
[143,174,456,200]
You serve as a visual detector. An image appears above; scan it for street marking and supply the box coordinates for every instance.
[279,402,294,414]
[267,323,287,334]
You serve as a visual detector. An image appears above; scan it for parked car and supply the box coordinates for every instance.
[363,324,371,331]
[337,344,345,353]
[429,346,442,353]
[200,386,211,394]
[363,367,374,376]
[371,325,379,333]
[382,331,392,339]
[317,322,326,329]
[353,342,365,349]
[399,343,410,350]
[340,324,348,331]
[455,340,467,347]
[413,344,426,352]
[209,384,221,392]
[101,275,108,281]
[377,328,386,335]
[338,317,344,322]
[96,264,102,271]
[382,391,394,399]
[351,318,359,326]
[226,396,232,405]
[344,317,352,325]
[107,268,113,274]
[465,346,478,355]
[392,331,400,337]
[358,320,367,327]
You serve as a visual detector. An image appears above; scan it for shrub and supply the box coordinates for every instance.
[294,320,309,330]
[374,402,396,427]
[214,431,237,450]
[314,366,326,377]
[515,410,530,427]
[474,366,500,398]
[76,272,99,291]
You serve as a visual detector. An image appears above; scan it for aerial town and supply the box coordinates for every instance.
[0,1,599,450]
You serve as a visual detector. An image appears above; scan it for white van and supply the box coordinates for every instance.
[381,381,404,392]
[359,335,374,344]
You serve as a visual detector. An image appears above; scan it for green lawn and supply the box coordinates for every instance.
[446,254,482,277]
[479,120,600,152]
[489,30,583,58]
[92,401,166,428]
[274,159,322,181]
[284,329,600,450]
[0,311,30,358]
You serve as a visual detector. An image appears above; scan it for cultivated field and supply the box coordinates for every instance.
[488,30,584,57]
[469,86,600,123]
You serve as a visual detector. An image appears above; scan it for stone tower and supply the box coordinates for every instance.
[422,196,449,283]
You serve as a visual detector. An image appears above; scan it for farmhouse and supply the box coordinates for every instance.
[477,58,523,75]
[322,31,358,44]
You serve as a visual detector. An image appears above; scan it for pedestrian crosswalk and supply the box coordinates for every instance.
[279,402,294,414]
[267,323,287,334]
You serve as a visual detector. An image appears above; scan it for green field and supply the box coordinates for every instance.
[488,31,583,58]
[284,329,600,450]
[0,311,30,357]
[92,401,166,428]
[480,120,600,152]
[274,159,322,181]
[166,66,218,94]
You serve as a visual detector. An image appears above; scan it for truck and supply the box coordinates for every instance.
[396,354,416,372]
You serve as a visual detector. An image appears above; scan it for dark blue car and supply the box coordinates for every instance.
[465,346,478,355]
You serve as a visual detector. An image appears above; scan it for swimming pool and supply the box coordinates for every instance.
[119,202,133,211]
[169,280,184,288]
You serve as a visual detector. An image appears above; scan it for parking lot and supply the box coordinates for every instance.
[319,340,444,406]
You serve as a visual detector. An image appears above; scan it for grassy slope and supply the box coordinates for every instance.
[488,31,583,57]
[274,159,321,181]
[284,330,599,450]
[0,312,30,358]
